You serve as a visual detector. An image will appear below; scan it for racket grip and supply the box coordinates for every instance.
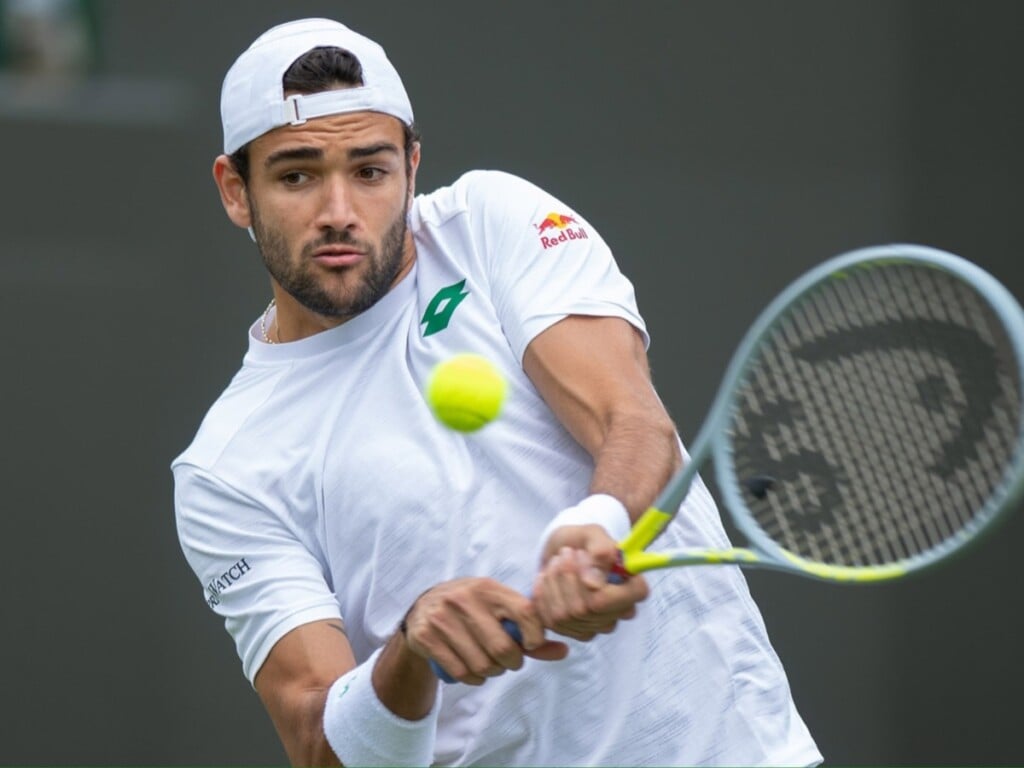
[430,555,629,682]
[430,619,523,683]
[608,549,629,584]
[429,659,455,683]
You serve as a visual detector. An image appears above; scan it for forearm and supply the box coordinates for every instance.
[587,403,681,521]
[256,619,439,767]
[522,316,682,522]
[371,629,439,720]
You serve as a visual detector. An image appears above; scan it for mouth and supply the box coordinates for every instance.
[311,247,365,268]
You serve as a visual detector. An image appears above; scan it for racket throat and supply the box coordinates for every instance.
[622,547,762,573]
[619,507,674,553]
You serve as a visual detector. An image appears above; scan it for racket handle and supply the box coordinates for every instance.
[430,619,523,683]
[429,659,455,683]
[608,549,629,584]
[429,552,630,682]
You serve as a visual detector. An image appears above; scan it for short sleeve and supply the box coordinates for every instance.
[173,464,342,684]
[464,171,648,362]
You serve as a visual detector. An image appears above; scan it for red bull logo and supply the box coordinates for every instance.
[534,212,589,250]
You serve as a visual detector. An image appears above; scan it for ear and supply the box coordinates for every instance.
[406,141,421,203]
[212,155,252,229]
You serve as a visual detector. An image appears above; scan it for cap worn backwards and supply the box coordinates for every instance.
[220,18,414,155]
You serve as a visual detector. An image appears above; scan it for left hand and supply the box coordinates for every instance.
[532,524,649,641]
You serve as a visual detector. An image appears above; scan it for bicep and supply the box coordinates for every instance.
[522,315,660,455]
[255,619,358,766]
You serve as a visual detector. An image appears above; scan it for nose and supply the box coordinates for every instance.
[313,174,358,233]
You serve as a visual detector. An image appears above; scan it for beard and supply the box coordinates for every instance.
[250,196,409,319]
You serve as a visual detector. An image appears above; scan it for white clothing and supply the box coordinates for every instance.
[173,170,821,766]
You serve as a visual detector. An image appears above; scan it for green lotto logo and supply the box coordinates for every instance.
[534,211,589,250]
[422,279,469,336]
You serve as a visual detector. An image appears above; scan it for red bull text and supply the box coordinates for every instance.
[534,212,589,249]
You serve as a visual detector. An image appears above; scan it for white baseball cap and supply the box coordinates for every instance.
[220,18,414,155]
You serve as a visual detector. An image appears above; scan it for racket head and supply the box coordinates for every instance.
[708,244,1024,582]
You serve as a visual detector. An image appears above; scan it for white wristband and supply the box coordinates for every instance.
[322,647,440,767]
[538,493,632,557]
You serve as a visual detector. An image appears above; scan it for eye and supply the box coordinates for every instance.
[280,171,310,186]
[357,166,387,181]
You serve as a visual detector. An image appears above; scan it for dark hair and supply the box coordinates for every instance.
[228,46,420,184]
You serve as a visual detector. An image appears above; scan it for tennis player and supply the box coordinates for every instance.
[173,18,822,766]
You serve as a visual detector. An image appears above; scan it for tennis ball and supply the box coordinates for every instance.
[427,353,507,433]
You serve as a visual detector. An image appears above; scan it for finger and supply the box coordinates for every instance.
[605,571,650,610]
[456,611,532,679]
[571,570,649,618]
[544,567,648,639]
[530,551,560,627]
[558,548,598,618]
[412,592,520,684]
[554,549,615,628]
[532,554,606,641]
[442,634,509,684]
[434,650,487,686]
[506,604,546,653]
[418,627,489,686]
[523,639,570,662]
[541,523,620,568]
[581,533,623,574]
[478,617,527,673]
[534,549,586,628]
[440,629,497,685]
[574,547,607,590]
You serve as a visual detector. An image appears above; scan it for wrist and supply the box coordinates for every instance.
[538,493,631,555]
[397,587,433,660]
[323,647,440,767]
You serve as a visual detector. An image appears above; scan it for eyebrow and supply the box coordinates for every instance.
[264,142,400,169]
[347,142,401,160]
[265,146,322,168]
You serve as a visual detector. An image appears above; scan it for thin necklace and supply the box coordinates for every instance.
[260,299,277,343]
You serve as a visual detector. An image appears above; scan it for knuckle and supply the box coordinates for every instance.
[583,592,606,613]
[493,635,520,659]
[551,605,572,624]
[504,653,524,671]
[568,603,590,621]
[437,591,468,613]
[470,661,501,678]
[629,576,650,600]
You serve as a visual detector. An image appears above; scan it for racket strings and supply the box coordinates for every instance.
[729,263,1022,567]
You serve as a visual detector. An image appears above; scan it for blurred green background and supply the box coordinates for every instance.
[2,1,1022,763]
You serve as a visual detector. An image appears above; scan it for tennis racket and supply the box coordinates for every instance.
[432,243,1024,681]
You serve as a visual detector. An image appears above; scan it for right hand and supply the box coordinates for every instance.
[401,577,569,685]
[533,525,650,642]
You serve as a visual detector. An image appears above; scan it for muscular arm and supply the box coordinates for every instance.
[523,315,681,520]
[523,315,678,637]
[254,620,436,766]
[254,581,568,765]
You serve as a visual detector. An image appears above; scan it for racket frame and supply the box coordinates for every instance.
[620,244,1024,582]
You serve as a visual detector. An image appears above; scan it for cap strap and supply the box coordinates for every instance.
[281,87,384,126]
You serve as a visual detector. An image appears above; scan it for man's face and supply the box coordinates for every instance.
[243,110,419,324]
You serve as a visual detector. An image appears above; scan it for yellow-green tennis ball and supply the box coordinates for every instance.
[427,354,507,433]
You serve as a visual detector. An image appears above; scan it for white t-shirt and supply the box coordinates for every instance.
[173,170,822,766]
